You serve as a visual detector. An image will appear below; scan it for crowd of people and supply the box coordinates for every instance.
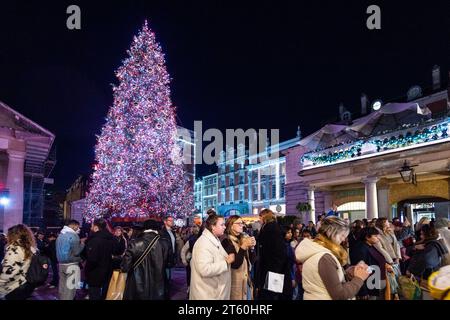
[0,208,449,300]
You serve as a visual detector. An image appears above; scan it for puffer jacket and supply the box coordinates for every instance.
[121,230,170,300]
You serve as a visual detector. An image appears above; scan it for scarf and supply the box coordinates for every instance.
[314,234,348,266]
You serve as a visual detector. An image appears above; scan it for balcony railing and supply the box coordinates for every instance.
[301,118,450,169]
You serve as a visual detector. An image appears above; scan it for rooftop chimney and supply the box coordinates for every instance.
[361,93,368,115]
[432,65,441,90]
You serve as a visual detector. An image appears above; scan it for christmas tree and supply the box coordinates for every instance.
[85,21,193,222]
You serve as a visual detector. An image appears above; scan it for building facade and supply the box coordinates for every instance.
[285,68,450,224]
[202,173,218,214]
[0,100,55,231]
[217,135,301,218]
[194,179,203,213]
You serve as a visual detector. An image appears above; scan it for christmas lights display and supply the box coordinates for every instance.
[301,141,364,166]
[302,120,449,166]
[85,21,193,222]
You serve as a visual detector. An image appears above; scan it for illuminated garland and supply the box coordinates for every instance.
[371,123,448,152]
[301,121,449,166]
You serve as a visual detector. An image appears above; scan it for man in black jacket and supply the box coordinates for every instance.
[159,216,176,299]
[121,219,170,300]
[85,218,114,300]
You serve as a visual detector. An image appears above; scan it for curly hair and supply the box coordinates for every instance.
[6,224,36,260]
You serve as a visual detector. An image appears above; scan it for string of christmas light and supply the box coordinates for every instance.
[85,21,193,222]
[301,120,449,166]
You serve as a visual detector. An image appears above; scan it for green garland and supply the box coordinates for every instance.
[301,121,449,166]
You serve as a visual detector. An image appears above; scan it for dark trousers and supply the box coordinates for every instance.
[5,283,35,300]
[50,260,59,286]
[89,287,103,300]
[164,268,172,299]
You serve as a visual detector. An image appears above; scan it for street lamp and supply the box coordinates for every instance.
[0,189,9,206]
[0,196,9,206]
[399,160,417,185]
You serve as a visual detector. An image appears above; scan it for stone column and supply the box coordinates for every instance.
[307,187,316,224]
[363,177,379,220]
[3,150,25,231]
[377,187,390,219]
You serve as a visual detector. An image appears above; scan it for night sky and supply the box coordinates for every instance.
[0,1,449,190]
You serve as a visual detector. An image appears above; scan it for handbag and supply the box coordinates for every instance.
[398,275,421,300]
[106,234,160,300]
[105,270,127,300]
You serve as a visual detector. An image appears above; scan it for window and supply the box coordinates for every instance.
[271,183,276,199]
[280,176,285,198]
[221,192,225,203]
[230,189,234,202]
[239,188,244,201]
[230,175,234,186]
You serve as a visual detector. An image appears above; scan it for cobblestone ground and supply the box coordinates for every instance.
[30,267,188,300]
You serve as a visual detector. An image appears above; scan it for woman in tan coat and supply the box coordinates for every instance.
[221,215,256,300]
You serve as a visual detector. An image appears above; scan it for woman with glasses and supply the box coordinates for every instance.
[221,215,256,300]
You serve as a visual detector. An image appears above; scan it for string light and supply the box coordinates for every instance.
[85,21,193,222]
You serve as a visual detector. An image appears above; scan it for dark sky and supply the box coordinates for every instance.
[0,1,449,190]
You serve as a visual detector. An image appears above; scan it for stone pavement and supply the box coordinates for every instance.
[30,267,188,300]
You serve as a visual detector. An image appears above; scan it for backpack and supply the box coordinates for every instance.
[26,253,50,287]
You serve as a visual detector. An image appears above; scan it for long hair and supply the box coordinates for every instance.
[6,224,36,260]
[375,217,389,233]
[259,209,276,224]
[225,215,242,236]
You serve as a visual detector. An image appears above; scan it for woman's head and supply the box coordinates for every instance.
[6,224,35,260]
[114,226,123,237]
[293,228,301,239]
[318,216,350,245]
[225,215,244,236]
[302,229,312,239]
[283,226,293,241]
[417,217,430,231]
[259,209,276,224]
[420,224,438,241]
[205,214,226,237]
[375,217,389,231]
[361,227,380,245]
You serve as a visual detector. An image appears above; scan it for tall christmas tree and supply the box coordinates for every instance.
[85,21,193,222]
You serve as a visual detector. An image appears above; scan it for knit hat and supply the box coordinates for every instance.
[435,217,449,229]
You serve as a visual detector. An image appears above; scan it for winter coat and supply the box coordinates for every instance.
[111,236,127,270]
[296,238,345,300]
[221,235,255,300]
[408,238,448,279]
[189,229,231,300]
[56,226,84,264]
[0,245,33,296]
[374,228,401,262]
[254,221,292,299]
[84,229,114,287]
[121,230,170,300]
[160,228,176,268]
[437,227,450,253]
[349,240,387,297]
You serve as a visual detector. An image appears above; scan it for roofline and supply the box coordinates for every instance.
[0,100,55,140]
